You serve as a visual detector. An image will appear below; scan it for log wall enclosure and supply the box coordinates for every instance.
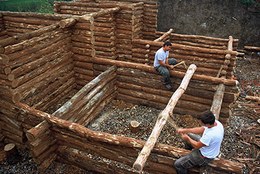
[0,0,243,173]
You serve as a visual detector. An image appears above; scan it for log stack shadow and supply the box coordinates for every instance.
[0,0,243,173]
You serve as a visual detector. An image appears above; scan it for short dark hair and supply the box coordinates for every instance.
[200,110,215,125]
[163,41,172,47]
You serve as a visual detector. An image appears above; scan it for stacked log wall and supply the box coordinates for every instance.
[53,66,117,125]
[26,121,57,171]
[158,32,238,79]
[1,12,73,36]
[54,1,143,63]
[91,57,238,125]
[72,18,95,88]
[16,101,244,174]
[0,21,75,146]
[97,0,158,40]
[132,38,238,79]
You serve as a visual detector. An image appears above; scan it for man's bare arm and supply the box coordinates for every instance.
[177,127,205,135]
[159,60,174,69]
[181,134,206,149]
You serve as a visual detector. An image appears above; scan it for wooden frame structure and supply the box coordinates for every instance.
[0,0,243,173]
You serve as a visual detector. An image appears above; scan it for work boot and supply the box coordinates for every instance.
[165,84,172,90]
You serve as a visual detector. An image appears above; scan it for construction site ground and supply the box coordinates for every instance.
[0,52,259,173]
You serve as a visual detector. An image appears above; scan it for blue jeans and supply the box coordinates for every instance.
[155,58,177,85]
[174,149,213,174]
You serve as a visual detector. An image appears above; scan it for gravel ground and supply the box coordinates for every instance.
[0,52,259,173]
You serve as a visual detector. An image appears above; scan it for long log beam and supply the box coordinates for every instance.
[133,39,238,55]
[91,57,238,86]
[132,64,197,172]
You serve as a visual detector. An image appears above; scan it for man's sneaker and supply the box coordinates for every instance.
[165,84,172,90]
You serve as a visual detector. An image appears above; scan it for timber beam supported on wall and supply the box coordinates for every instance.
[90,57,238,86]
[133,64,197,172]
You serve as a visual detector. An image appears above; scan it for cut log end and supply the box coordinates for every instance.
[129,120,140,133]
[4,143,20,164]
[12,92,21,103]
[4,143,15,152]
[133,163,142,172]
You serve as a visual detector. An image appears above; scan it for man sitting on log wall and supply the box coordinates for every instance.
[154,41,178,90]
[174,110,224,174]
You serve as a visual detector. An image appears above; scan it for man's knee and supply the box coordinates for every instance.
[168,58,177,65]
[174,158,181,168]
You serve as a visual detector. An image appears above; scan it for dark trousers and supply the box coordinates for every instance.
[174,149,213,174]
[155,58,177,85]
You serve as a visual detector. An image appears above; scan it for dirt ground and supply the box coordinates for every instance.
[0,52,259,173]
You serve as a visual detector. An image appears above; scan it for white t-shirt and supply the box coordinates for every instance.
[199,120,224,159]
[154,47,169,67]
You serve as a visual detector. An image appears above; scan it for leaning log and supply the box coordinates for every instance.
[133,64,197,172]
[154,28,173,42]
[210,84,225,120]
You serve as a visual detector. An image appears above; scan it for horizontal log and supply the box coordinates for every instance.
[9,34,70,68]
[38,153,56,172]
[83,92,115,126]
[0,24,59,47]
[171,33,238,43]
[91,57,238,86]
[76,81,116,124]
[244,45,260,51]
[38,81,76,113]
[133,39,238,55]
[10,44,69,79]
[53,66,116,118]
[26,121,50,141]
[12,52,72,88]
[24,71,74,107]
[0,54,10,64]
[33,144,57,164]
[14,62,73,101]
[63,74,116,121]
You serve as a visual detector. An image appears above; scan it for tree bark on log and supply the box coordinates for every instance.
[133,64,197,172]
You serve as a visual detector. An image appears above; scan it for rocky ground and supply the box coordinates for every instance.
[0,52,259,173]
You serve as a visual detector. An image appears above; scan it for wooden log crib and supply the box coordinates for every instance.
[0,0,244,173]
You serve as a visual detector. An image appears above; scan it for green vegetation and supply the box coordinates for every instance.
[0,0,72,13]
[240,0,256,6]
